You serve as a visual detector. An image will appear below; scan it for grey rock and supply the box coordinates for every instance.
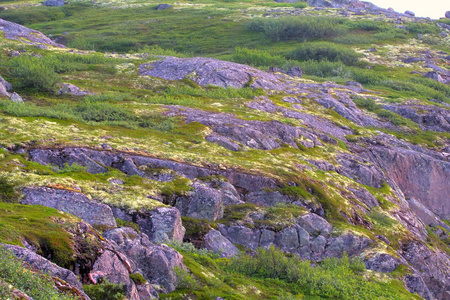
[446,11,450,18]
[287,66,303,77]
[140,56,287,90]
[324,234,372,259]
[202,229,239,258]
[297,213,332,236]
[103,227,185,293]
[425,71,445,83]
[9,92,23,103]
[346,81,363,88]
[349,188,379,208]
[175,182,224,221]
[156,4,173,10]
[218,181,243,206]
[2,244,90,300]
[260,229,276,248]
[43,0,65,6]
[218,224,261,250]
[0,18,65,47]
[365,254,401,272]
[310,235,327,260]
[0,75,12,97]
[206,133,241,151]
[59,83,91,96]
[404,10,415,17]
[337,154,385,188]
[404,275,434,300]
[137,207,185,243]
[441,31,448,38]
[275,227,300,252]
[245,190,292,207]
[22,187,117,227]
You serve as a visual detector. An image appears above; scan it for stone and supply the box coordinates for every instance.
[139,56,287,90]
[0,18,65,47]
[424,71,445,83]
[135,207,185,243]
[156,4,173,10]
[365,254,401,273]
[218,224,261,250]
[346,81,363,88]
[446,11,450,18]
[287,66,303,77]
[22,187,117,227]
[9,92,23,103]
[2,244,90,300]
[441,31,448,38]
[43,0,65,6]
[274,227,300,252]
[404,275,434,300]
[0,75,12,97]
[218,181,243,206]
[175,182,224,221]
[103,227,185,293]
[297,213,332,237]
[202,229,239,258]
[245,190,292,207]
[404,10,415,17]
[59,83,91,96]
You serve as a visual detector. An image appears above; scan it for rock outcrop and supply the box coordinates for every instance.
[0,18,65,47]
[140,56,287,90]
[22,187,117,227]
[1,244,91,300]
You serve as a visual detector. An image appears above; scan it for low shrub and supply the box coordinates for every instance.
[0,176,21,203]
[232,47,288,68]
[289,42,361,66]
[247,16,347,42]
[0,246,76,300]
[129,273,147,285]
[83,279,126,300]
[299,60,351,78]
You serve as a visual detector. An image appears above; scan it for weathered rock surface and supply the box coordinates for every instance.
[156,4,173,10]
[364,253,401,273]
[138,207,185,243]
[59,83,92,96]
[140,56,287,90]
[9,92,23,103]
[202,229,239,258]
[446,11,450,18]
[368,146,450,220]
[1,244,91,300]
[175,181,224,221]
[43,0,65,6]
[382,103,450,132]
[167,106,323,150]
[0,18,65,47]
[102,227,185,293]
[0,75,12,97]
[218,213,371,261]
[402,242,450,300]
[22,187,117,227]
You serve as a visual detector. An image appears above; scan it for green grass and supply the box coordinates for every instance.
[0,246,77,300]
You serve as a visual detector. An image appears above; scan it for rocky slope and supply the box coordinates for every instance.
[0,1,449,299]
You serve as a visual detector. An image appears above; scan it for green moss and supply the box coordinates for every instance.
[182,216,218,242]
[115,218,140,233]
[129,273,147,285]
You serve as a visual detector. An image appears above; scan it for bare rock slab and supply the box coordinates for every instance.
[22,187,117,227]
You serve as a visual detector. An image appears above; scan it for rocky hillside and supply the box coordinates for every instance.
[0,0,449,299]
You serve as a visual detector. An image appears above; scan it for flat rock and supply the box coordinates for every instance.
[0,18,65,47]
[139,56,287,90]
[0,75,12,97]
[22,187,117,227]
[365,253,401,272]
[156,4,173,10]
[43,0,65,6]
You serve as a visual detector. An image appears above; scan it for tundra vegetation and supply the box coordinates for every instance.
[0,0,449,299]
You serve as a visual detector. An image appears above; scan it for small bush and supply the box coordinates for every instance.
[351,96,381,111]
[247,16,347,42]
[289,42,361,66]
[298,60,351,78]
[74,102,134,123]
[83,279,126,300]
[0,246,76,300]
[232,47,288,68]
[174,267,201,290]
[0,176,20,203]
[8,56,61,93]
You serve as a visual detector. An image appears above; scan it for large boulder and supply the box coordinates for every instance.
[0,75,12,97]
[202,229,239,258]
[22,187,117,227]
[139,56,287,90]
[365,254,401,273]
[175,182,224,221]
[134,207,185,243]
[446,11,450,18]
[0,18,65,47]
[156,4,173,10]
[2,244,90,300]
[59,83,91,96]
[103,227,185,293]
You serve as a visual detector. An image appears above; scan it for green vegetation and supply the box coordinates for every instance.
[0,246,77,300]
[129,273,147,285]
[0,203,78,268]
[83,279,126,300]
[289,42,362,66]
[0,175,21,203]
